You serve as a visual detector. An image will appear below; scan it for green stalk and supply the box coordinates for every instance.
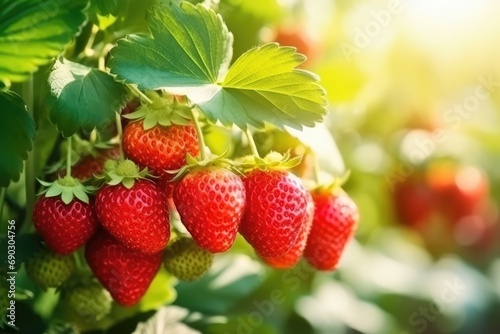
[245,129,260,158]
[312,154,321,184]
[66,136,72,176]
[190,108,207,161]
[21,76,35,234]
[115,112,125,161]
[129,85,153,104]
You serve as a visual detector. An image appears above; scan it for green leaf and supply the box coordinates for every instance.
[109,3,326,130]
[0,91,35,187]
[109,2,233,88]
[138,271,177,312]
[46,59,128,137]
[0,0,87,86]
[208,44,327,130]
[174,254,264,315]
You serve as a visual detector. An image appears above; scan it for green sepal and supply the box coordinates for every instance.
[37,176,96,205]
[123,91,192,129]
[169,149,241,182]
[95,159,151,189]
[239,151,302,173]
[307,170,352,194]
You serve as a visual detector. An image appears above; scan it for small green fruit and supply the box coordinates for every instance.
[25,249,75,289]
[164,237,213,281]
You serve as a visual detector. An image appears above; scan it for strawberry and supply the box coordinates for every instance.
[85,230,163,306]
[123,121,199,176]
[173,167,246,253]
[393,174,434,228]
[58,146,121,181]
[65,281,112,321]
[261,191,314,269]
[95,179,170,255]
[158,174,177,200]
[33,195,98,255]
[25,249,75,289]
[163,237,214,281]
[239,169,308,258]
[304,190,359,271]
[69,147,121,181]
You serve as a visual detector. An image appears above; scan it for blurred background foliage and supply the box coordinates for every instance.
[2,0,500,333]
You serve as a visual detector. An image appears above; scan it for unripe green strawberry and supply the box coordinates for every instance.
[65,282,112,322]
[164,237,213,281]
[25,249,75,289]
[45,321,80,334]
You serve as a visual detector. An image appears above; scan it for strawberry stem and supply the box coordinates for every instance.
[73,251,84,269]
[115,112,125,161]
[66,136,72,177]
[129,85,153,104]
[245,129,260,158]
[312,152,321,184]
[21,75,35,234]
[190,107,207,161]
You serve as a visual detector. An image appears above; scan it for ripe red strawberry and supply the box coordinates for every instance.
[85,231,163,306]
[427,164,488,223]
[261,192,314,269]
[239,169,308,258]
[158,174,177,199]
[304,190,359,271]
[393,175,434,228]
[95,179,170,255]
[173,167,246,253]
[33,196,98,255]
[123,122,199,176]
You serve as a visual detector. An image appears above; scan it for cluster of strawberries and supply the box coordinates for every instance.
[30,97,359,309]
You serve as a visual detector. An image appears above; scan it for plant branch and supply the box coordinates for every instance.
[129,85,153,104]
[245,129,260,158]
[115,112,125,161]
[190,108,207,161]
[66,136,72,177]
[21,76,35,234]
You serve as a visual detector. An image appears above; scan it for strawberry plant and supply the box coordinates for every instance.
[0,1,358,333]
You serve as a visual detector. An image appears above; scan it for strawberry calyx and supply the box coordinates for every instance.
[307,170,351,194]
[239,151,302,173]
[169,151,241,181]
[123,91,192,129]
[38,175,95,204]
[96,159,150,189]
